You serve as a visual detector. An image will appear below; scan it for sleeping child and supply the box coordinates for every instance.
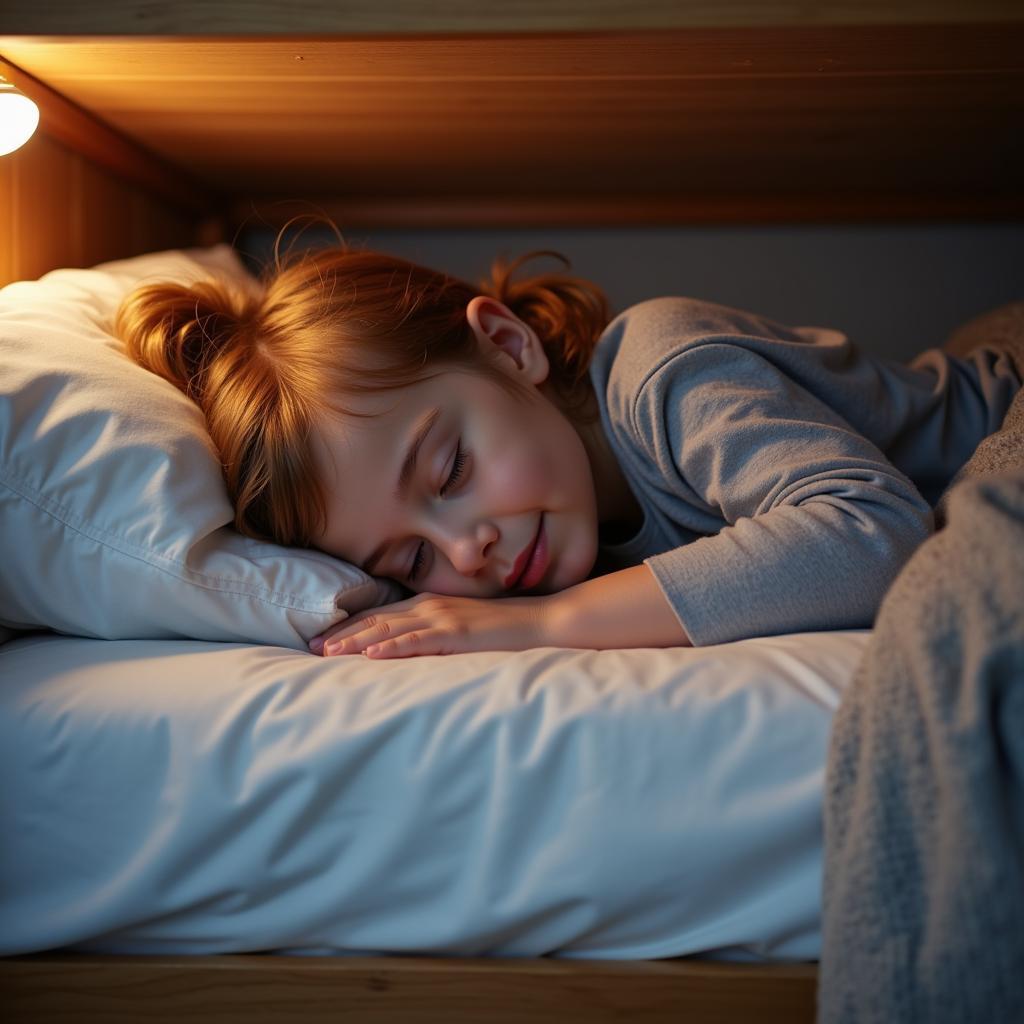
[114,233,1023,658]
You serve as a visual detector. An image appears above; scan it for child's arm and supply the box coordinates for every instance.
[311,564,689,657]
[545,563,691,650]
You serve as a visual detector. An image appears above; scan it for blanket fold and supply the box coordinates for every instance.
[819,385,1024,1023]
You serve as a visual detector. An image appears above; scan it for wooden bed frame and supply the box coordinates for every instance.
[3,0,1023,284]
[2,952,818,1022]
[1,2,1021,1020]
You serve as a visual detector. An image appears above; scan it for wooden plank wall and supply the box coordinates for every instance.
[0,133,206,287]
[0,54,226,288]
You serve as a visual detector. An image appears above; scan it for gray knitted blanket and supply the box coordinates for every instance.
[818,385,1024,1022]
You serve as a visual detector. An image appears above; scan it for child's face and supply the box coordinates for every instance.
[310,301,603,597]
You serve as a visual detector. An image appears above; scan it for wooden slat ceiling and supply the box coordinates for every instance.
[2,22,1023,224]
[2,0,1023,34]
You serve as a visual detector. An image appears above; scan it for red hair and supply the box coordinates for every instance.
[115,219,612,548]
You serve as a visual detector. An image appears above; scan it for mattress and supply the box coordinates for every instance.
[0,628,869,961]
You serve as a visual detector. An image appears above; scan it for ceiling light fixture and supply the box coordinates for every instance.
[0,75,40,156]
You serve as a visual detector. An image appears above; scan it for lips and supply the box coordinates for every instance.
[506,516,543,590]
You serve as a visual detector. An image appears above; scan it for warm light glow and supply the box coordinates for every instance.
[0,78,40,156]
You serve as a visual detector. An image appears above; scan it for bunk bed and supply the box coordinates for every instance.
[2,3,1022,1021]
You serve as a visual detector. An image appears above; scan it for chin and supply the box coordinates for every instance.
[556,533,599,592]
[419,579,502,599]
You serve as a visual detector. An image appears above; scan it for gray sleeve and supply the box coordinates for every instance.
[635,342,934,646]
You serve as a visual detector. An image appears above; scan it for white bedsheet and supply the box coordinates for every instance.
[0,629,869,960]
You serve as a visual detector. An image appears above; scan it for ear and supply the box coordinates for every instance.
[465,295,549,385]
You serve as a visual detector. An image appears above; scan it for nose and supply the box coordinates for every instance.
[440,520,498,577]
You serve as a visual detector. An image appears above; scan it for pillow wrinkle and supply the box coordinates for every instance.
[0,471,347,611]
[0,245,395,648]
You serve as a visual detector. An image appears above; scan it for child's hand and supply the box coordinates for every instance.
[308,592,556,658]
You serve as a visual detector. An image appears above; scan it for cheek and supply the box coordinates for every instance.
[484,436,553,504]
[535,421,593,509]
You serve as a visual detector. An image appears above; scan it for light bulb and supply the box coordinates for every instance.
[0,78,40,156]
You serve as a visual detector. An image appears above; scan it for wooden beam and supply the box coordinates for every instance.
[231,192,1024,231]
[0,56,223,217]
[0,0,1021,35]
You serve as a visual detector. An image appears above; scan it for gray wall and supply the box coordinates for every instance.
[236,222,1024,363]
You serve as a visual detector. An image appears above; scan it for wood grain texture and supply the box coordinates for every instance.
[1,24,1021,226]
[0,952,818,1024]
[0,150,12,285]
[230,192,1024,230]
[0,0,1021,34]
[0,131,205,287]
[0,56,221,217]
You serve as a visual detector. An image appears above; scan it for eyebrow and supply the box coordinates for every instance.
[362,405,442,576]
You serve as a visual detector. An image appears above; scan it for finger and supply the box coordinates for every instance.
[311,596,428,652]
[323,617,420,657]
[317,612,391,654]
[307,618,356,651]
[363,630,433,659]
[308,616,366,653]
[322,622,385,655]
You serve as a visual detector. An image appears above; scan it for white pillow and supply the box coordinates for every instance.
[0,244,403,648]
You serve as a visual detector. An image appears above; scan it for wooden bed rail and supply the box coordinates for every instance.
[0,952,818,1023]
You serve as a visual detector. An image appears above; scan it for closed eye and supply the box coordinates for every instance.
[440,443,468,497]
[407,442,470,582]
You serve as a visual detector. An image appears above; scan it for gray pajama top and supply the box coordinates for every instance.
[587,296,1022,646]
